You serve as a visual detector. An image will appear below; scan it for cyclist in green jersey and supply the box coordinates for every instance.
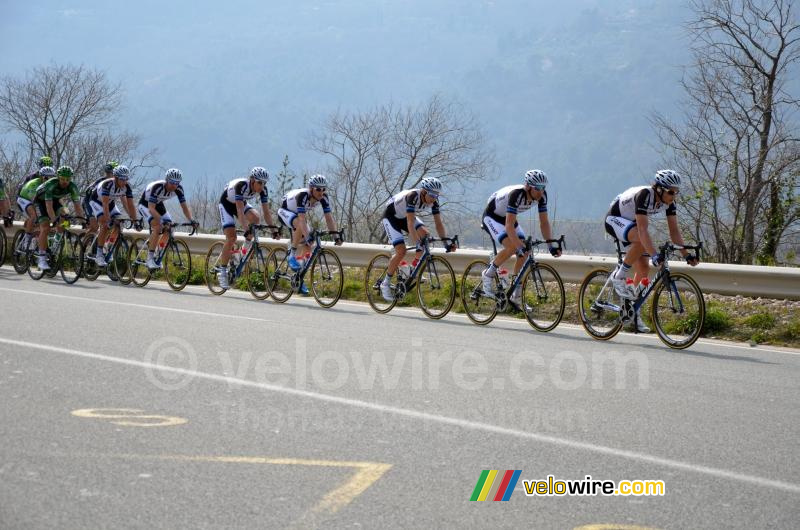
[32,166,85,270]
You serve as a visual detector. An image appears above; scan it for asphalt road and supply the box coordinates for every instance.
[0,267,798,529]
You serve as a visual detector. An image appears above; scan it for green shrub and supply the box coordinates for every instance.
[744,312,776,330]
[702,305,732,334]
[781,320,800,341]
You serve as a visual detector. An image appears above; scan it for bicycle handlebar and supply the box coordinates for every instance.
[658,241,703,262]
[527,234,566,251]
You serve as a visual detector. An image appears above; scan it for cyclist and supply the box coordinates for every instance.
[17,166,57,252]
[216,166,277,289]
[82,161,117,236]
[88,164,140,267]
[32,166,85,270]
[379,177,455,302]
[480,169,561,306]
[604,169,699,333]
[138,168,196,269]
[279,174,343,268]
[0,175,10,221]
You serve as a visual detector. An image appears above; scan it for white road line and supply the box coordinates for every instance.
[1,335,798,495]
[0,286,281,325]
[3,281,797,356]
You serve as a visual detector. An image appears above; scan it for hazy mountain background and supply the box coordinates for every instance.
[0,0,690,220]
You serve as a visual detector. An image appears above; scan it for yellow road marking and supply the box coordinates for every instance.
[84,453,391,530]
[71,408,188,427]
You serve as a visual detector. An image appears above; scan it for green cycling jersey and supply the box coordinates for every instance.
[19,177,44,200]
[34,177,80,202]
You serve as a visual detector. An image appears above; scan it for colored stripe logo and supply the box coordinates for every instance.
[470,470,522,501]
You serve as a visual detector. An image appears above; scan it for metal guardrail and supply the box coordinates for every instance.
[4,221,799,299]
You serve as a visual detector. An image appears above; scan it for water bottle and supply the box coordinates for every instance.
[231,245,242,267]
[53,232,63,245]
[242,238,253,256]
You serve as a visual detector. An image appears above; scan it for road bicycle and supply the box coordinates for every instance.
[204,224,278,298]
[81,218,137,283]
[129,221,198,290]
[461,234,566,331]
[267,229,344,308]
[25,215,86,284]
[365,235,459,319]
[578,240,705,349]
[0,214,12,265]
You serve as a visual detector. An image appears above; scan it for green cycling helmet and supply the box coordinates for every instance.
[39,156,53,168]
[57,166,74,179]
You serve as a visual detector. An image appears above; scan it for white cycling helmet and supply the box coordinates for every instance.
[39,166,56,178]
[250,167,269,182]
[308,174,328,188]
[420,177,443,194]
[165,168,182,184]
[654,169,682,189]
[113,165,130,180]
[524,169,548,187]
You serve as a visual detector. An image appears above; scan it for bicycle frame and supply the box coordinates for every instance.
[396,235,458,294]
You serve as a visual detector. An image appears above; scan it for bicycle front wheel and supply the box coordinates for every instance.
[266,248,294,303]
[204,241,227,294]
[520,263,565,332]
[578,268,624,341]
[310,248,343,308]
[129,237,151,287]
[11,230,29,274]
[460,259,498,325]
[651,272,705,349]
[111,237,132,284]
[165,239,192,291]
[81,234,101,281]
[245,244,270,300]
[417,255,456,319]
[365,253,397,314]
[27,249,46,280]
[59,233,84,284]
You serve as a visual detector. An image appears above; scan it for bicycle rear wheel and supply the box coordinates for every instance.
[165,239,192,291]
[310,248,343,308]
[27,249,46,280]
[204,241,227,294]
[364,253,397,314]
[417,255,456,319]
[460,259,498,325]
[651,272,705,349]
[266,248,294,303]
[245,244,270,300]
[11,230,29,274]
[59,233,84,284]
[578,268,624,341]
[521,263,565,332]
[129,237,151,287]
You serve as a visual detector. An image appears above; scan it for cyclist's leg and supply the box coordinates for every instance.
[483,216,519,274]
[83,196,98,235]
[140,203,160,252]
[218,204,237,266]
[382,217,407,275]
[412,219,428,264]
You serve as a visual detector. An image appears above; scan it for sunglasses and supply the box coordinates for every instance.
[665,189,679,196]
[532,185,546,191]
[314,187,326,192]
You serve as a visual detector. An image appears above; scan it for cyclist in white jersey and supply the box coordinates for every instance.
[481,169,561,305]
[605,169,699,332]
[277,174,342,272]
[82,162,117,237]
[216,166,278,289]
[88,165,140,267]
[379,177,456,302]
[137,169,197,269]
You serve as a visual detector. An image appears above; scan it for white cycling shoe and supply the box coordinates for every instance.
[95,251,107,267]
[146,257,160,270]
[481,270,496,299]
[218,268,229,289]
[380,280,394,302]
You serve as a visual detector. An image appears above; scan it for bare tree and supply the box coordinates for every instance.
[0,64,157,191]
[653,0,800,264]
[308,95,495,242]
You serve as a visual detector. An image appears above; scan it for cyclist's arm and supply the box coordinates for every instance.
[296,211,310,239]
[180,202,193,221]
[323,212,337,233]
[538,210,554,241]
[406,211,419,246]
[504,212,523,250]
[101,194,111,218]
[666,215,689,258]
[73,200,84,218]
[45,199,58,222]
[261,202,275,229]
[433,212,446,239]
[635,214,658,257]
[124,196,138,221]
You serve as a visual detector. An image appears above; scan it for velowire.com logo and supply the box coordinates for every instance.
[470,470,522,502]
